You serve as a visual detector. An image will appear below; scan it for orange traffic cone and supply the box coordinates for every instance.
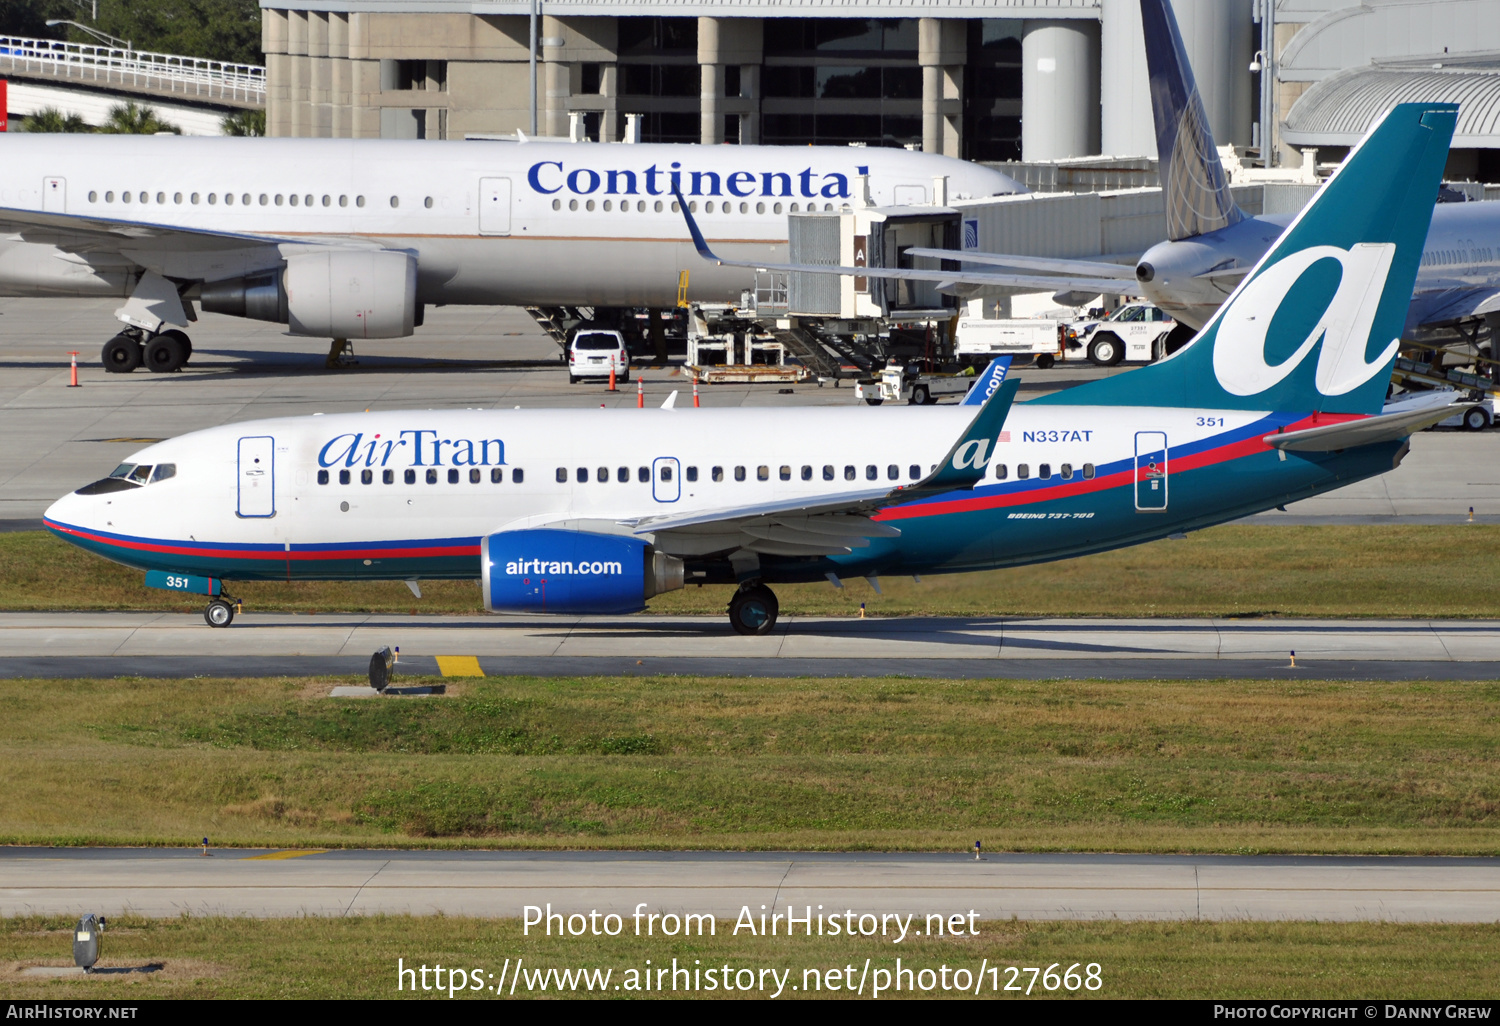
[67,351,80,387]
[637,377,644,408]
[692,380,700,407]
[608,365,617,392]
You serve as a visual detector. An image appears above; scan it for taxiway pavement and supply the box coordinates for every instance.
[0,848,1494,922]
[1,612,1497,680]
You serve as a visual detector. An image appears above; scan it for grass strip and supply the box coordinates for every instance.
[1,675,1496,853]
[2,915,1497,999]
[5,524,1500,617]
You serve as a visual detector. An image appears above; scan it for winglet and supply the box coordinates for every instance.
[959,356,1013,407]
[911,376,1020,493]
[674,188,724,265]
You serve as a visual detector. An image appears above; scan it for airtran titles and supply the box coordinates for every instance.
[318,431,505,469]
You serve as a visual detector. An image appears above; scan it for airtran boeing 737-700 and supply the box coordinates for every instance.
[43,102,1470,635]
[0,135,1018,373]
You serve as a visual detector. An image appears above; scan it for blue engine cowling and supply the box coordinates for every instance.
[481,529,685,614]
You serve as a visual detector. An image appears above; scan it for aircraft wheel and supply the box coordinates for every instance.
[101,334,142,373]
[144,333,187,373]
[1465,407,1490,431]
[728,584,779,636]
[1035,354,1055,369]
[1089,334,1124,367]
[157,329,192,363]
[204,599,235,628]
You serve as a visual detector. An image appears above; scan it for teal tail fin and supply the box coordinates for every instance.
[1039,102,1457,416]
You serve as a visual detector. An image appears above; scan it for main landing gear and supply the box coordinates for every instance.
[102,328,193,374]
[204,595,239,628]
[728,582,779,636]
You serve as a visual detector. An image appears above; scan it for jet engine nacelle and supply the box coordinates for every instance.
[481,529,685,615]
[199,249,418,338]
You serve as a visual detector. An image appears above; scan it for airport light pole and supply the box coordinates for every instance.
[529,0,538,136]
[1252,0,1276,168]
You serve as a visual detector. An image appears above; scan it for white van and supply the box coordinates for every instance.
[568,329,630,384]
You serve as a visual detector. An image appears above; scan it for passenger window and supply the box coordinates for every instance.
[552,198,561,211]
[339,195,348,207]
[1082,463,1095,479]
[556,468,568,483]
[384,469,395,484]
[618,467,630,483]
[361,469,373,484]
[660,465,673,482]
[845,465,855,480]
[317,469,329,485]
[290,195,298,207]
[712,466,724,482]
[259,194,268,205]
[150,464,176,483]
[491,468,504,483]
[325,195,334,207]
[223,193,233,206]
[779,466,791,481]
[1017,464,1030,479]
[427,469,439,484]
[275,194,284,206]
[448,469,460,484]
[909,465,920,480]
[105,191,115,202]
[757,466,769,481]
[122,191,133,204]
[405,469,416,484]
[735,466,746,482]
[865,465,877,481]
[638,467,649,482]
[1038,463,1051,479]
[88,190,97,203]
[1061,463,1073,480]
[887,465,898,480]
[686,466,698,482]
[598,467,609,483]
[173,192,182,204]
[577,467,589,483]
[470,469,482,484]
[357,195,366,207]
[242,193,251,205]
[339,469,351,485]
[801,466,812,481]
[994,463,1008,480]
[512,468,524,483]
[190,193,199,204]
[823,465,834,481]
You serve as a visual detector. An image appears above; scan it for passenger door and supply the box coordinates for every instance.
[1134,431,1168,511]
[652,457,680,503]
[479,177,512,235]
[237,435,276,518]
[42,177,64,212]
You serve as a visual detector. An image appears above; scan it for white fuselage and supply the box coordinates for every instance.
[0,135,1019,308]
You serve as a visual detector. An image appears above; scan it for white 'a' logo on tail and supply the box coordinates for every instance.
[1212,242,1400,397]
[953,439,992,470]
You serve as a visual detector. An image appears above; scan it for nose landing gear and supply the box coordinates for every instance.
[728,582,779,636]
[204,596,238,628]
[102,328,192,374]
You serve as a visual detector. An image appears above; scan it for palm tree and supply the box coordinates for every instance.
[100,102,181,135]
[220,109,265,137]
[20,107,91,133]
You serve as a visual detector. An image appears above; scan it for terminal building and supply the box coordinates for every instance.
[259,0,1500,179]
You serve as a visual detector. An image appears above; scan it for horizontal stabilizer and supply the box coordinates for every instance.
[1265,403,1473,451]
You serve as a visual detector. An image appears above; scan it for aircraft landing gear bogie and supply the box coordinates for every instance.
[144,330,189,373]
[204,597,237,628]
[102,327,192,374]
[101,332,143,373]
[728,582,779,636]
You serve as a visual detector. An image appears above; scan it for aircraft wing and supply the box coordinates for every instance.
[675,189,1141,296]
[1265,399,1475,452]
[1404,286,1500,332]
[625,376,1020,555]
[0,204,302,253]
[902,247,1141,281]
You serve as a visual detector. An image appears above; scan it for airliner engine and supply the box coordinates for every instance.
[200,249,418,338]
[481,529,685,614]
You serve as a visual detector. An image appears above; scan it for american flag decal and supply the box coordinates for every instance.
[998,431,1011,443]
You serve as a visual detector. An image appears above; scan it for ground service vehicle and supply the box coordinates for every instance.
[1063,303,1175,366]
[568,330,630,384]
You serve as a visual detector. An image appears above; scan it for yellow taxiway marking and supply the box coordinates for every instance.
[436,655,484,677]
[243,850,329,861]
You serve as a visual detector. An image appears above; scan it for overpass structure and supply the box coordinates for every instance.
[0,35,264,111]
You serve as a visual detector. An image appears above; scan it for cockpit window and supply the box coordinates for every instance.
[128,465,153,483]
[109,464,136,479]
[150,463,176,483]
